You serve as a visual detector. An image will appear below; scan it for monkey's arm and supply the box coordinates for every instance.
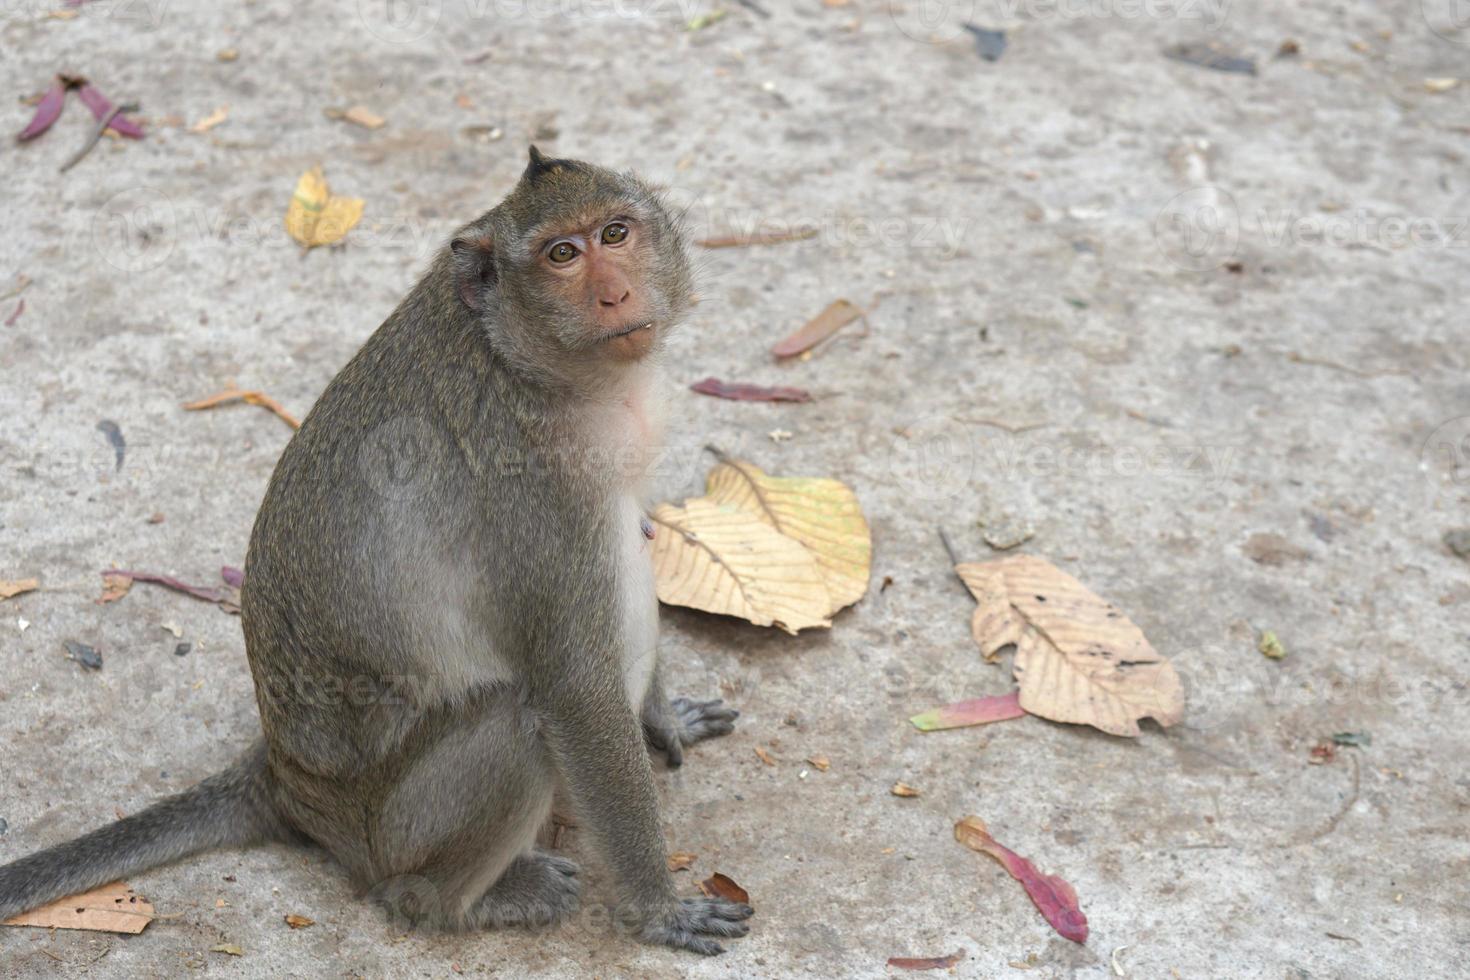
[640,665,739,769]
[536,665,751,954]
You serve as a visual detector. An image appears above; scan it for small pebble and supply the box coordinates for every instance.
[0,817,9,836]
[174,642,192,657]
[1444,528,1470,559]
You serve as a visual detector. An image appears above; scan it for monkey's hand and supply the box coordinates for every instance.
[642,697,738,768]
[637,895,754,955]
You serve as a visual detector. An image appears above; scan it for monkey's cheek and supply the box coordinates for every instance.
[607,327,656,361]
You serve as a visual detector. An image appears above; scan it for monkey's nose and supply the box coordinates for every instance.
[599,289,632,308]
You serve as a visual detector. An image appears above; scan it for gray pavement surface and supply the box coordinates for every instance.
[2,1,1468,977]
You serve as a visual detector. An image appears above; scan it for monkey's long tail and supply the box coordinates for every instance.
[0,738,289,921]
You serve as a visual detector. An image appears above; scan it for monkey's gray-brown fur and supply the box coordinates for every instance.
[0,149,751,954]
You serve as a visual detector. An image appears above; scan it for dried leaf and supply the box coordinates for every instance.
[964,23,1006,61]
[957,555,1183,737]
[211,943,244,956]
[1330,731,1371,747]
[910,690,1027,731]
[342,105,386,129]
[704,456,871,613]
[18,80,66,141]
[284,166,364,249]
[1,881,154,934]
[190,105,229,133]
[97,573,133,604]
[283,914,314,929]
[698,873,750,905]
[697,227,816,249]
[690,377,812,403]
[686,9,730,30]
[806,755,830,771]
[1424,77,1460,93]
[102,568,242,614]
[753,746,777,766]
[0,578,39,600]
[1163,41,1257,76]
[888,950,966,971]
[772,299,863,359]
[667,852,697,871]
[650,498,832,634]
[183,387,300,429]
[1258,630,1286,660]
[64,640,102,670]
[955,816,1087,944]
[73,82,145,138]
[890,782,921,798]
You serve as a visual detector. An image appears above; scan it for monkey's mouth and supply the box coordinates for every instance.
[602,321,654,342]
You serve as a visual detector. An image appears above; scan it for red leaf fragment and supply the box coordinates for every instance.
[772,299,863,359]
[74,83,145,139]
[887,949,966,971]
[101,567,242,613]
[909,690,1026,731]
[18,81,66,141]
[697,873,750,906]
[4,299,24,327]
[690,377,812,403]
[954,816,1087,944]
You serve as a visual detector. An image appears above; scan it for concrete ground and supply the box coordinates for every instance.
[2,0,1468,977]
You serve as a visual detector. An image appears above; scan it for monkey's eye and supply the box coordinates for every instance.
[548,241,579,264]
[601,223,629,245]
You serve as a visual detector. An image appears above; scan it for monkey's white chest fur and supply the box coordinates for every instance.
[615,494,659,712]
[602,365,667,714]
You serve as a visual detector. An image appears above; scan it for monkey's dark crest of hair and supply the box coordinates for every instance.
[0,148,750,954]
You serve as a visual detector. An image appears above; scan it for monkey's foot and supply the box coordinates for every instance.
[470,851,582,930]
[638,896,754,955]
[644,698,739,768]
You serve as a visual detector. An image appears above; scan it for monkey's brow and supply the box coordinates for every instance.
[527,209,642,249]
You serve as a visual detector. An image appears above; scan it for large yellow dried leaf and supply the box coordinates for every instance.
[651,498,832,634]
[284,166,363,248]
[956,554,1183,737]
[705,458,871,613]
[2,881,154,934]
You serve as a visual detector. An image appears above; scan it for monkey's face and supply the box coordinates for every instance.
[535,213,663,363]
[465,150,694,389]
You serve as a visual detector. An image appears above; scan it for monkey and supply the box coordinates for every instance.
[0,147,753,955]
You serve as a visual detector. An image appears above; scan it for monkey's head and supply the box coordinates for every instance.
[451,147,694,391]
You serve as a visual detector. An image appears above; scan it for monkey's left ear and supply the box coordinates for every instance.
[450,234,496,310]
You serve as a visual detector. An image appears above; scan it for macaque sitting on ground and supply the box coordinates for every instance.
[0,148,751,955]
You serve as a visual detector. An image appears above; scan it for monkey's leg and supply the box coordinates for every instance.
[641,667,738,768]
[367,694,576,932]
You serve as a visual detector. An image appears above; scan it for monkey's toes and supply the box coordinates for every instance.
[671,697,740,744]
[640,896,754,955]
[473,852,582,930]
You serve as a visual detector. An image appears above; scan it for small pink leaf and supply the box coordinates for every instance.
[954,816,1087,943]
[771,299,862,359]
[690,377,812,403]
[75,83,145,139]
[909,690,1026,731]
[18,81,66,141]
